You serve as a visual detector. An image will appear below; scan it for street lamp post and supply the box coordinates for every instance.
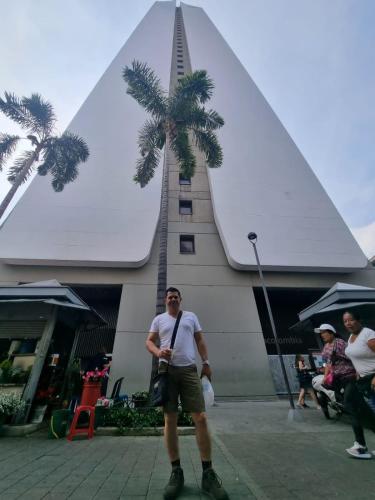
[247,232,297,413]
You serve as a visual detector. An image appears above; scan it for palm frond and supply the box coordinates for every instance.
[7,150,36,184]
[22,94,56,136]
[192,129,223,168]
[181,106,224,131]
[134,146,162,188]
[0,92,55,136]
[37,132,89,191]
[170,129,196,179]
[138,118,166,154]
[123,61,167,117]
[0,133,20,170]
[173,70,214,105]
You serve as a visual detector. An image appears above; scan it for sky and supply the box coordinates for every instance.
[0,0,374,256]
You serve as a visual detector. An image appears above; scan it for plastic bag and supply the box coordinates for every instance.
[201,375,215,407]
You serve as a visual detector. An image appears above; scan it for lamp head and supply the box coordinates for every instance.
[247,232,257,243]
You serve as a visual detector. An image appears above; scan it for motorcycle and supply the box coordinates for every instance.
[312,373,345,420]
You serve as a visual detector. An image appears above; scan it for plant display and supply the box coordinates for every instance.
[0,360,31,384]
[0,393,26,417]
[82,367,108,383]
[132,391,149,400]
[104,405,193,434]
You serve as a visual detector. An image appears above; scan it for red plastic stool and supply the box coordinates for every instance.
[67,405,95,441]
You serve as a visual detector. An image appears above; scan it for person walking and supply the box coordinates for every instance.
[343,311,375,459]
[146,287,229,500]
[295,354,321,409]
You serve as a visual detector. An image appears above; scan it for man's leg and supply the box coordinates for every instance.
[164,412,179,462]
[163,412,184,499]
[191,412,211,461]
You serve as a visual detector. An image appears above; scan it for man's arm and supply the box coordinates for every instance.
[194,331,212,380]
[146,332,172,361]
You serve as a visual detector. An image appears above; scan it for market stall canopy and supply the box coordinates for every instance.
[290,282,375,335]
[0,280,106,329]
[298,282,375,322]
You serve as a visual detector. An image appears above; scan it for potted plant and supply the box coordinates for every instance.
[0,393,26,431]
[81,367,108,406]
[0,360,31,396]
[132,391,149,408]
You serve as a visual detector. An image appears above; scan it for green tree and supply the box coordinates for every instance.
[0,92,89,220]
[123,61,224,383]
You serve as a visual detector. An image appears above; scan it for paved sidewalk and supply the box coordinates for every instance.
[207,400,375,500]
[0,400,374,499]
[0,432,253,499]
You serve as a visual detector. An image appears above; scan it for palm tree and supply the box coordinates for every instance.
[0,92,89,220]
[123,61,224,383]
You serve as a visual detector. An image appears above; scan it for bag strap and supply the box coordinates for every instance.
[331,340,337,365]
[169,310,183,350]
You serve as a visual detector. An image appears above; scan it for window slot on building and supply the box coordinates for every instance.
[179,174,191,185]
[180,235,195,254]
[177,71,184,75]
[179,200,192,215]
[177,65,184,69]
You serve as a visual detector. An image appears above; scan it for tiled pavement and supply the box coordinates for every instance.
[0,400,375,499]
[0,433,253,499]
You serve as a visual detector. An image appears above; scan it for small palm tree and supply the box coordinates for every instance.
[0,92,89,220]
[123,61,224,389]
[123,60,224,187]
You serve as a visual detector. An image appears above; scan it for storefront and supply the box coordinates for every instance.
[0,280,106,423]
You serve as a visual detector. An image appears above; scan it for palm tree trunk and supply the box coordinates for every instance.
[0,145,41,221]
[149,138,170,391]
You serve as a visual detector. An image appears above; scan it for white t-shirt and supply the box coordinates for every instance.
[149,311,202,367]
[345,327,375,377]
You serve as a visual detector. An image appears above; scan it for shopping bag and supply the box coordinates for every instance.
[201,375,215,407]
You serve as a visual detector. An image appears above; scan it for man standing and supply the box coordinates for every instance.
[146,287,229,500]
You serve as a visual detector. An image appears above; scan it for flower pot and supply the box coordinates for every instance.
[81,381,102,406]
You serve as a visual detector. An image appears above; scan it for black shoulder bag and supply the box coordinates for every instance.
[150,311,183,407]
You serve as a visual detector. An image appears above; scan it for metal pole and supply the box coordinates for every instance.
[249,239,295,410]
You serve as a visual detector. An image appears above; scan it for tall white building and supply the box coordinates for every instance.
[0,2,373,397]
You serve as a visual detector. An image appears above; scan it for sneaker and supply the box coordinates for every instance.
[201,468,229,500]
[164,467,184,499]
[296,403,304,409]
[346,442,372,459]
[303,403,310,408]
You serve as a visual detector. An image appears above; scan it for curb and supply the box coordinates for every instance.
[0,422,45,437]
[95,426,195,436]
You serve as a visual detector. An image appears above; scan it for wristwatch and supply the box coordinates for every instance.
[202,360,210,366]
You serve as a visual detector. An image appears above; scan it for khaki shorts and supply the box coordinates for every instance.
[158,363,205,414]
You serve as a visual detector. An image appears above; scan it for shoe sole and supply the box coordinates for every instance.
[346,449,372,459]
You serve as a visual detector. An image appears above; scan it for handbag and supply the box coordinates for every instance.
[150,310,182,407]
[322,342,337,390]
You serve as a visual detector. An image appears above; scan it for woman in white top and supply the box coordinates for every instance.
[343,310,375,459]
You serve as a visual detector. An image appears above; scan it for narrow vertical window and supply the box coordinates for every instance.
[179,200,192,215]
[180,235,195,254]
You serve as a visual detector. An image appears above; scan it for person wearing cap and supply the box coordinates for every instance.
[314,324,356,392]
[311,324,338,408]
